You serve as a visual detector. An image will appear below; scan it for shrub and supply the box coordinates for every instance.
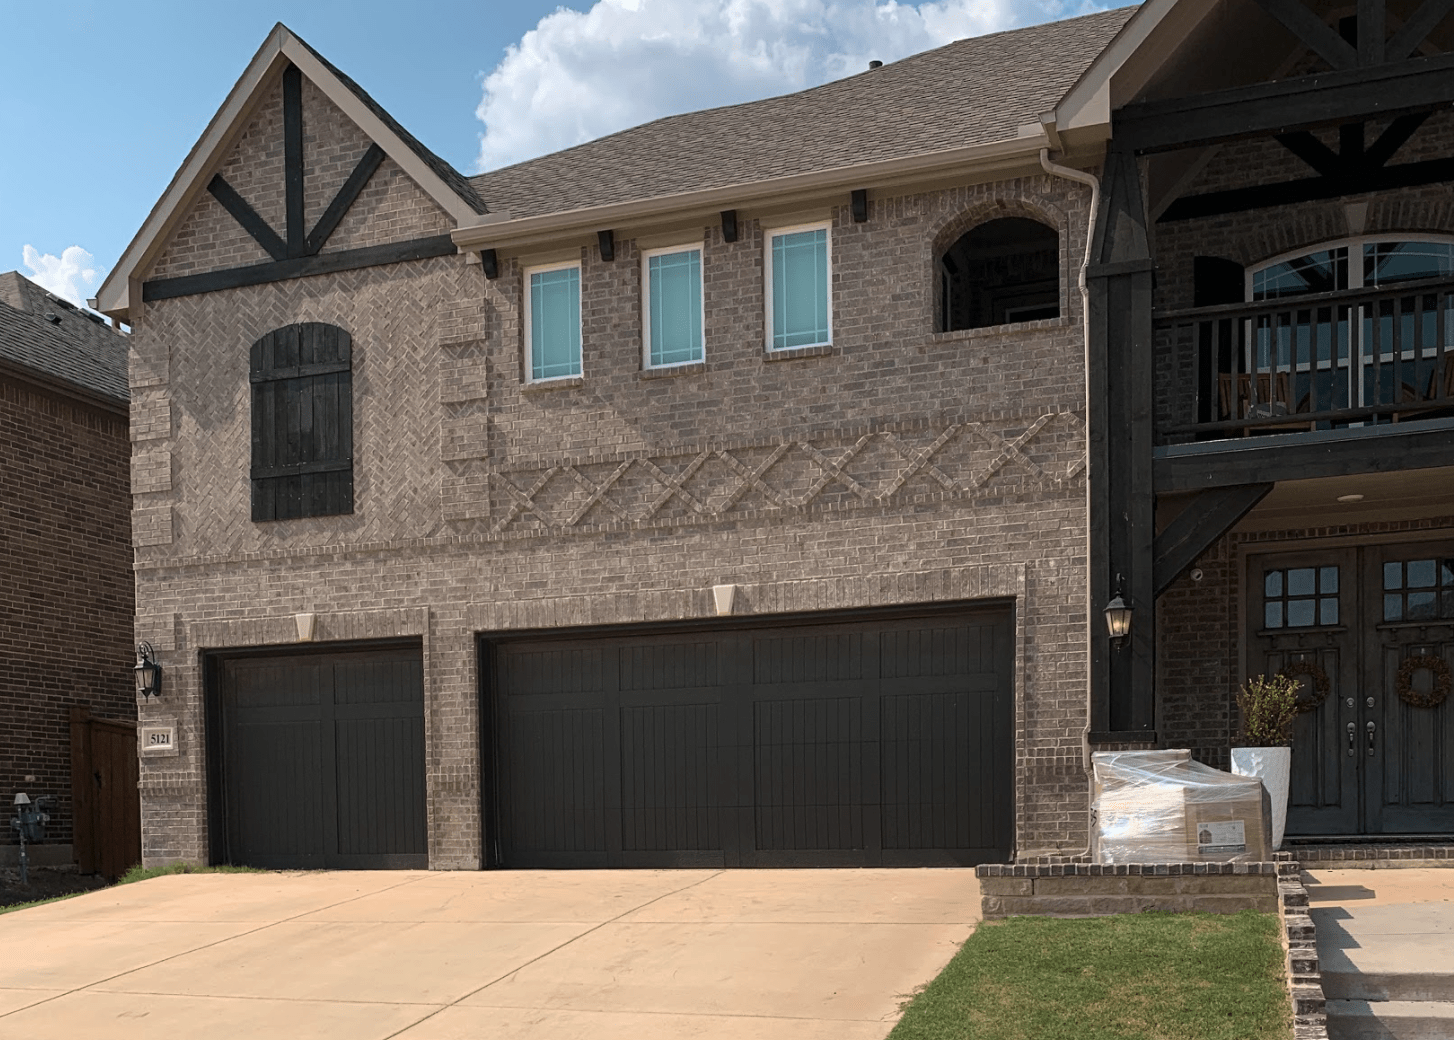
[1236,673,1299,747]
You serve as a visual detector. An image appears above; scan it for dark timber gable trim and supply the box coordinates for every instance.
[146,62,456,303]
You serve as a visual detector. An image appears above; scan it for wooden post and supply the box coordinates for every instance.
[1087,145,1157,737]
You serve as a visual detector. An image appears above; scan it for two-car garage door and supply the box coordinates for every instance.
[484,608,1013,868]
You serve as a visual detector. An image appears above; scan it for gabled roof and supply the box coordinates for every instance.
[469,7,1137,222]
[95,23,483,322]
[0,273,128,404]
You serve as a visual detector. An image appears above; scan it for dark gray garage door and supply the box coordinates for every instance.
[211,645,427,869]
[484,608,1013,868]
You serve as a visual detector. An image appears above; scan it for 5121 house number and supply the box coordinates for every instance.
[140,722,178,755]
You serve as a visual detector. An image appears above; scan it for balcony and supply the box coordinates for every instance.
[1155,276,1454,444]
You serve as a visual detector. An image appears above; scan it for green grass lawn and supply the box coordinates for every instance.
[889,910,1290,1040]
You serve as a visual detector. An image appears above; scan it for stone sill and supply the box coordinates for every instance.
[638,362,706,380]
[521,376,585,393]
[763,344,834,362]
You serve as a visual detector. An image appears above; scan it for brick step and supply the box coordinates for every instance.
[1322,971,1454,1003]
[1326,999,1454,1039]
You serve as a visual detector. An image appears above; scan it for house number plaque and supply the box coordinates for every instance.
[140,721,179,757]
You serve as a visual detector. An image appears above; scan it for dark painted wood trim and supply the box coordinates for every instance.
[283,64,305,259]
[1116,51,1454,153]
[597,229,615,261]
[1152,420,1454,492]
[305,144,385,256]
[1254,0,1359,69]
[1153,483,1274,597]
[1087,258,1156,278]
[1388,0,1454,59]
[142,235,457,301]
[721,209,738,243]
[1360,0,1387,65]
[206,175,287,262]
[1158,155,1454,221]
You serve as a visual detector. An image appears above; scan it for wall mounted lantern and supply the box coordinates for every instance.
[134,642,162,699]
[1104,579,1133,645]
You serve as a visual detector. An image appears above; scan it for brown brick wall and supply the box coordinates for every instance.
[0,376,135,851]
[128,87,1101,865]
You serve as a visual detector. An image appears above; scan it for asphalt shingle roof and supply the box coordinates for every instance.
[0,272,128,402]
[469,7,1136,220]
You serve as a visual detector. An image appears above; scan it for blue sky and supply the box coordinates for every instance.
[2,0,1098,308]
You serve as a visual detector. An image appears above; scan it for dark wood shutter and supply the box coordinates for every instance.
[250,322,354,521]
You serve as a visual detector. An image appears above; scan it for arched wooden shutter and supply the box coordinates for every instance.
[250,322,353,521]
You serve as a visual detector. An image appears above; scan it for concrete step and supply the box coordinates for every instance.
[1322,970,1454,1002]
[1326,999,1454,1040]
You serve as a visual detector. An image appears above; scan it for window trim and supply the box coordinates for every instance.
[763,220,833,352]
[640,241,706,371]
[1248,233,1454,296]
[523,259,583,384]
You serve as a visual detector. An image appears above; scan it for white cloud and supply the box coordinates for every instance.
[475,0,1102,172]
[21,245,102,307]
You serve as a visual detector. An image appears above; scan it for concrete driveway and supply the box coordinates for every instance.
[0,868,979,1039]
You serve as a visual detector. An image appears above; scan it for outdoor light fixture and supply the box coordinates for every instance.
[134,641,162,699]
[1104,579,1133,644]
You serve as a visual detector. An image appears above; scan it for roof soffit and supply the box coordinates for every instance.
[96,24,475,321]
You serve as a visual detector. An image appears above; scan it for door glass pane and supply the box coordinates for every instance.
[771,229,829,350]
[1443,590,1454,618]
[1363,241,1454,288]
[1265,602,1284,628]
[1287,568,1316,596]
[1407,559,1437,588]
[1319,598,1339,625]
[1287,599,1317,627]
[1385,594,1404,621]
[1265,571,1283,597]
[530,267,582,380]
[1384,562,1404,590]
[647,249,703,367]
[1253,248,1348,301]
[1408,591,1438,620]
[1442,559,1454,585]
[1319,566,1338,593]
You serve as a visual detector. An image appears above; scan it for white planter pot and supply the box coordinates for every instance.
[1231,746,1292,851]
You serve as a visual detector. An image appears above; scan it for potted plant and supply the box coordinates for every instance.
[1232,673,1298,850]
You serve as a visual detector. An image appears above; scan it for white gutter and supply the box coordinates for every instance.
[453,131,1054,250]
[1038,142,1101,860]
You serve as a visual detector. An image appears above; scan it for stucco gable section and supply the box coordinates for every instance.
[98,24,477,322]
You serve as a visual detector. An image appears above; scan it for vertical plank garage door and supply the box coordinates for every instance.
[484,608,1013,867]
[210,645,427,869]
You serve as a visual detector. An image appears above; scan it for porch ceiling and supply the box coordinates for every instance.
[1233,465,1454,531]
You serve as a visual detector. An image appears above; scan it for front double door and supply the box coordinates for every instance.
[1247,541,1454,838]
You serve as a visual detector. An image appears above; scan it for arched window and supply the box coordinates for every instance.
[939,217,1059,331]
[250,322,354,521]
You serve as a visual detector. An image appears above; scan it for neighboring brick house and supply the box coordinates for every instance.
[95,0,1454,870]
[0,272,134,868]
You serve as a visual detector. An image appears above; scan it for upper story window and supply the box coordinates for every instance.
[765,222,831,350]
[939,217,1059,331]
[642,244,704,368]
[526,262,582,381]
[1252,238,1454,300]
[250,322,353,522]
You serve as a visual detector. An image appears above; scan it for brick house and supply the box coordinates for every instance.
[0,272,135,869]
[94,0,1454,870]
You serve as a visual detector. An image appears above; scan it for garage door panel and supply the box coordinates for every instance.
[490,608,1012,868]
[215,647,425,870]
[334,716,426,860]
[506,708,609,854]
[620,703,724,851]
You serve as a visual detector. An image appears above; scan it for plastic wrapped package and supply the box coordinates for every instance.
[1091,749,1273,864]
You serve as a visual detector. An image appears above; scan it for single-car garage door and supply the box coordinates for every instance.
[483,607,1012,868]
[210,644,427,869]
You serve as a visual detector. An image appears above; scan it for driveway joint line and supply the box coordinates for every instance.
[0,872,436,1021]
[379,869,727,1040]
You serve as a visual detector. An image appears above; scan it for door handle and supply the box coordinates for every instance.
[1366,720,1376,757]
[1347,721,1356,756]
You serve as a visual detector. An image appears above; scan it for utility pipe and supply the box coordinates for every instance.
[1039,146,1101,860]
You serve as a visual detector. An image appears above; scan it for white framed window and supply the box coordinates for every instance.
[524,261,582,382]
[765,222,832,351]
[641,243,704,369]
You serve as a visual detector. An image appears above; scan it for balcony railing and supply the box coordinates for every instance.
[1155,276,1454,441]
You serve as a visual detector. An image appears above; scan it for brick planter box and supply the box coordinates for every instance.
[976,861,1280,918]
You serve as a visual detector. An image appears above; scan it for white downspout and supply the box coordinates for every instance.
[1039,144,1100,859]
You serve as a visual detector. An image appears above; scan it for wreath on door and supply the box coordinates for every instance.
[1279,658,1331,714]
[1396,654,1452,710]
